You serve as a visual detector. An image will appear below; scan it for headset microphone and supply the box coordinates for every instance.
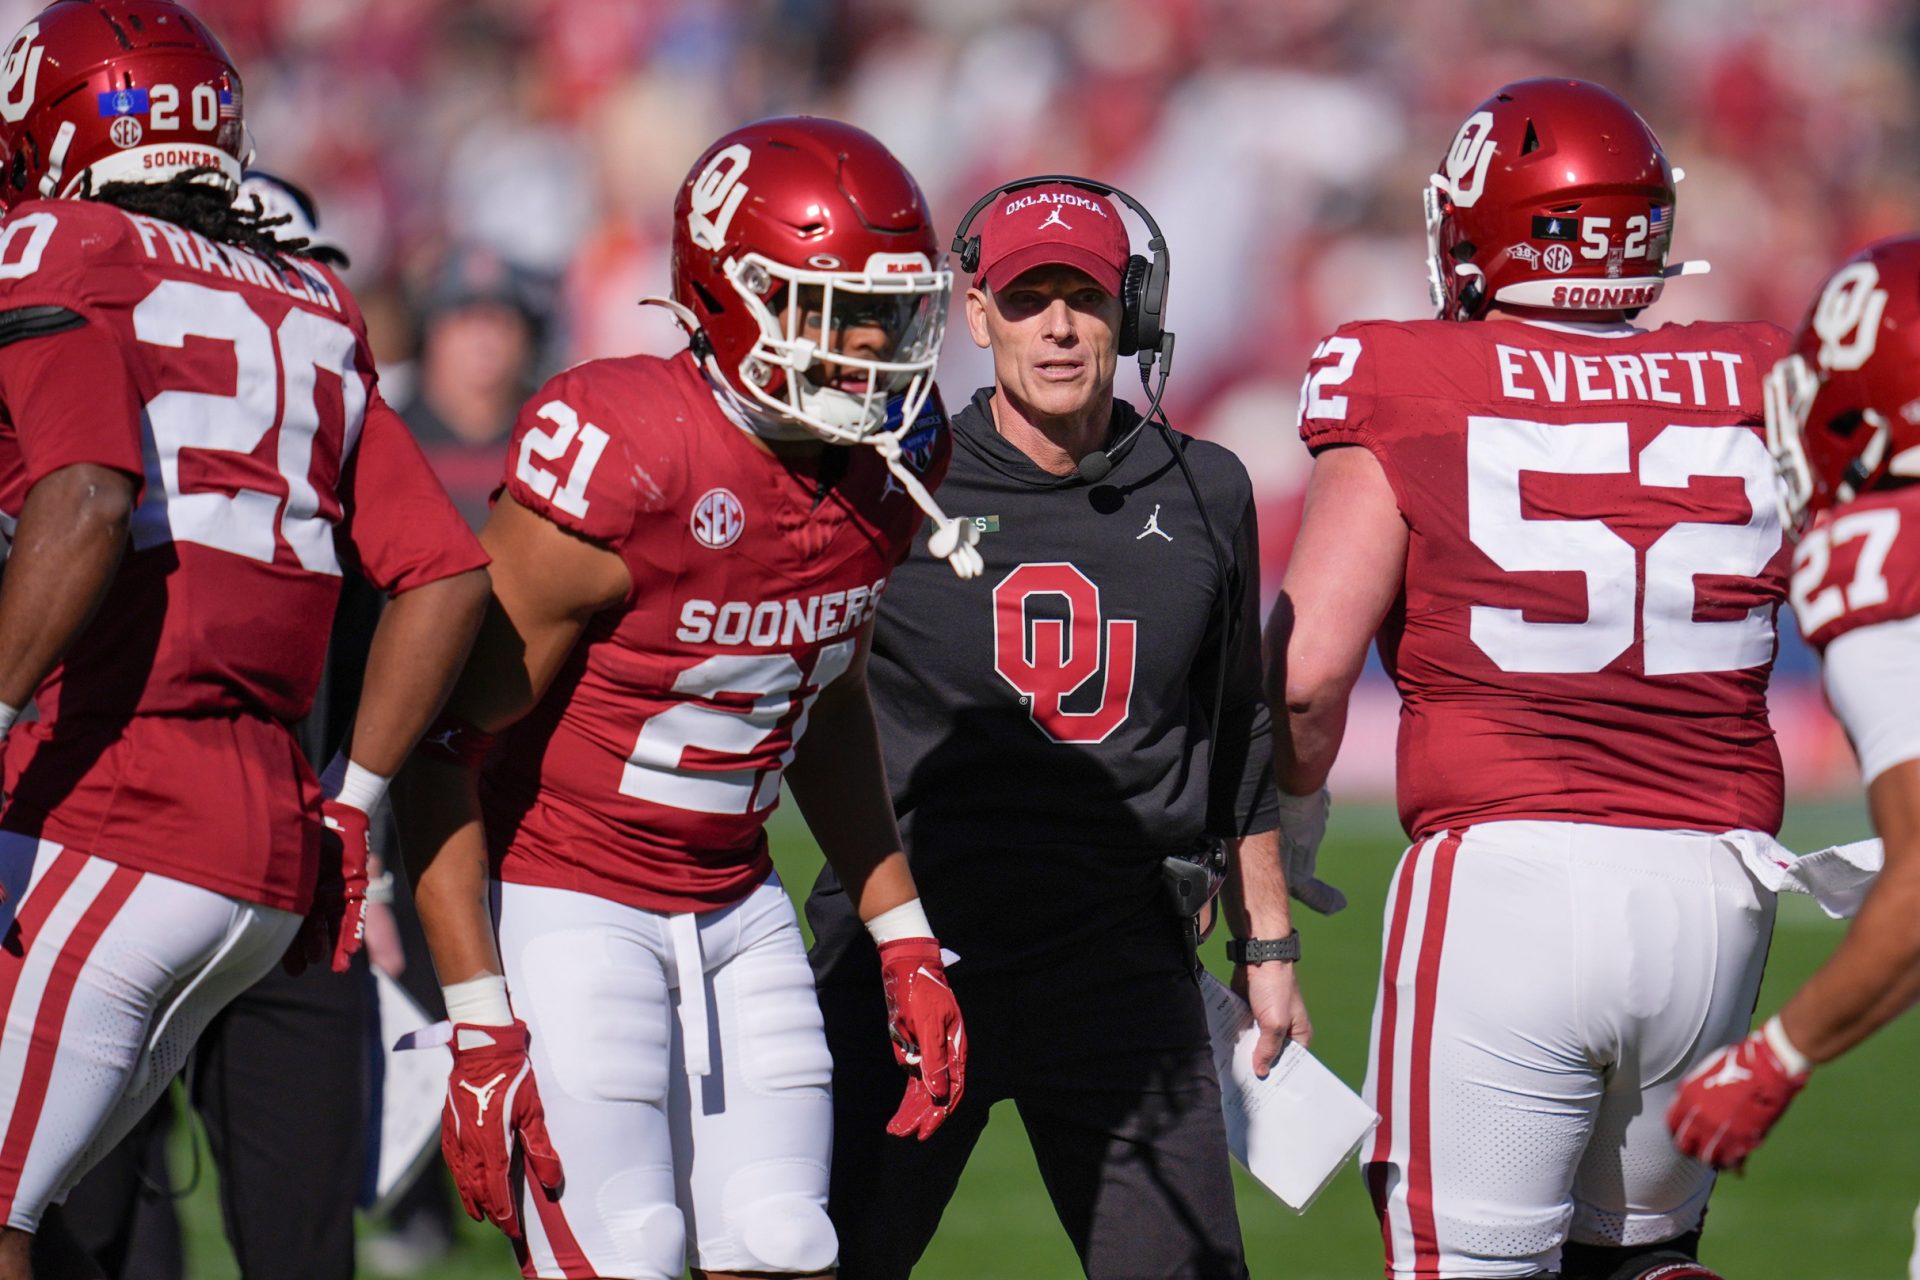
[1074,337,1177,484]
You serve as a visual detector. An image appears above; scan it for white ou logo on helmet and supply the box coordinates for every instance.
[687,144,751,253]
[1436,110,1498,209]
[0,23,43,125]
[1813,260,1888,372]
[690,487,745,550]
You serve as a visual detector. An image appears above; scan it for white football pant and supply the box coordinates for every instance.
[496,875,836,1279]
[0,833,297,1230]
[1363,821,1775,1279]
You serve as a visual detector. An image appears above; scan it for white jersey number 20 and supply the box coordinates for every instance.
[130,278,363,573]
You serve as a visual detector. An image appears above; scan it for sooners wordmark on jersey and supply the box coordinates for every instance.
[484,352,948,914]
[0,199,483,911]
[1299,317,1793,837]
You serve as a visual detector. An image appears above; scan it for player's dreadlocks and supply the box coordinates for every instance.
[89,167,344,272]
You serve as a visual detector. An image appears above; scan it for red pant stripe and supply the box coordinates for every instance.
[525,1172,595,1279]
[1405,830,1464,1275]
[0,860,141,1211]
[1368,834,1429,1262]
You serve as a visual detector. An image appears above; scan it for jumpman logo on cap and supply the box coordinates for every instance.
[1038,207,1070,231]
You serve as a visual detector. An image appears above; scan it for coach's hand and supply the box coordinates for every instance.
[1235,958,1311,1079]
[1278,787,1346,915]
[284,798,373,976]
[443,1019,566,1240]
[1667,1019,1809,1171]
[878,937,967,1140]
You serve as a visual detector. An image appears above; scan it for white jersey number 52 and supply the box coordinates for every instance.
[1466,416,1780,675]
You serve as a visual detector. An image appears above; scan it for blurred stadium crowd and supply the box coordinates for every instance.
[30,0,1914,792]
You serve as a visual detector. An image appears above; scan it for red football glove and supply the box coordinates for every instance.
[442,1019,566,1239]
[1667,1027,1809,1171]
[878,937,966,1140]
[283,799,372,976]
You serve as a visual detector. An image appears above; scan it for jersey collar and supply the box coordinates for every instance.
[1519,317,1646,339]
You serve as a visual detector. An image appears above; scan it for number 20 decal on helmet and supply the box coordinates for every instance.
[1766,236,1920,538]
[1423,78,1709,322]
[0,0,249,213]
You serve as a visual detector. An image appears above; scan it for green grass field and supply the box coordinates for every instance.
[169,801,1917,1278]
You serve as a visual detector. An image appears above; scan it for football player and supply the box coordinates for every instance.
[394,117,971,1280]
[1667,236,1920,1178]
[1273,78,1787,1279]
[0,3,490,1277]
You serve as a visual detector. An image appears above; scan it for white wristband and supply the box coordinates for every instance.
[442,973,513,1027]
[863,897,934,945]
[330,759,390,814]
[0,701,19,740]
[1762,1014,1811,1076]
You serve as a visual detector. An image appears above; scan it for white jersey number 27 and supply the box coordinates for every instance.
[1466,416,1780,675]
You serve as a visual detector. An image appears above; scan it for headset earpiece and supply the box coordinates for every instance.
[958,235,982,276]
[1118,254,1149,356]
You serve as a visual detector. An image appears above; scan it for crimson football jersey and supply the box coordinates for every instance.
[0,199,485,911]
[1299,317,1792,838]
[483,351,948,913]
[1788,486,1920,653]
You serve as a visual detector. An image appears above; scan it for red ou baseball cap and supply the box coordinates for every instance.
[973,183,1131,296]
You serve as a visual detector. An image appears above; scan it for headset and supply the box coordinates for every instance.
[950,174,1177,483]
[952,175,1239,890]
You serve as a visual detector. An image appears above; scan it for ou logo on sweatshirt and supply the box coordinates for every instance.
[992,562,1136,744]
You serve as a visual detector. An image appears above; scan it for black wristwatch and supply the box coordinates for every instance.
[1226,931,1301,965]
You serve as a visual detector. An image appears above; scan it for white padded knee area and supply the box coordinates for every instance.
[735,1193,838,1274]
[716,1157,836,1274]
[599,1194,686,1280]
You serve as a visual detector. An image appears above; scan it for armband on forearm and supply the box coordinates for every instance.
[414,713,497,770]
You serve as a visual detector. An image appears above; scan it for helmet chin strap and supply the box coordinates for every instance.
[640,296,813,440]
[867,428,983,579]
[639,296,983,579]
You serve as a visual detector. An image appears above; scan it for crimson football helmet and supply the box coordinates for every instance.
[656,116,981,577]
[0,0,245,212]
[667,116,950,446]
[1766,235,1920,537]
[1425,78,1706,322]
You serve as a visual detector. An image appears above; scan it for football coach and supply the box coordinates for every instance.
[805,176,1308,1280]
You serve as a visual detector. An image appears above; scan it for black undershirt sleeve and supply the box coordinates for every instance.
[1198,485,1279,838]
[0,306,85,348]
